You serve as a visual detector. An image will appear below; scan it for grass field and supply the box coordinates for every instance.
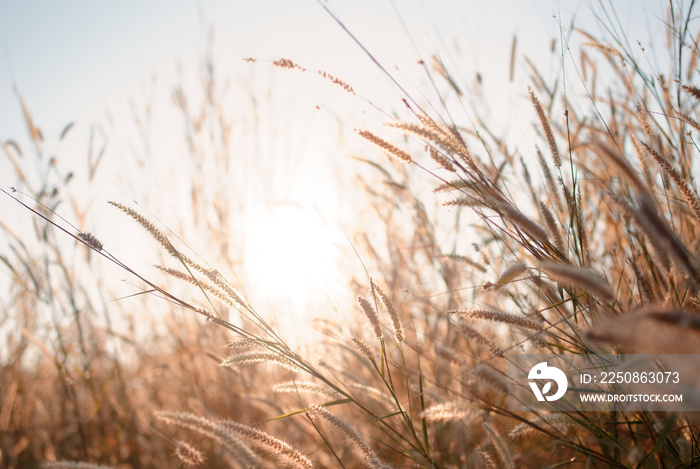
[2,2,700,468]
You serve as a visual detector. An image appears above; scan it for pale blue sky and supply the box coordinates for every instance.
[0,1,668,156]
[0,1,571,141]
[0,1,666,147]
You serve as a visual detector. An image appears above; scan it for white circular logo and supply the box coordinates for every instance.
[528,362,568,401]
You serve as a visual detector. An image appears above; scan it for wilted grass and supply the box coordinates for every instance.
[3,2,700,468]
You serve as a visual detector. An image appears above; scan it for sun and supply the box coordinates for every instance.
[242,200,345,335]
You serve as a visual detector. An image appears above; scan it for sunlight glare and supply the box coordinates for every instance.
[243,201,344,335]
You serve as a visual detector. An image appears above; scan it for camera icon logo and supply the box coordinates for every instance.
[528,362,568,402]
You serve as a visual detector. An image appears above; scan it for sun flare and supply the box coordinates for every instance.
[243,201,344,326]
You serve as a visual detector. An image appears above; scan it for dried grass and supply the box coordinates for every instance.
[4,3,700,468]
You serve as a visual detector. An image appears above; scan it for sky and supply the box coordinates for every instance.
[0,0,672,341]
[0,0,667,176]
[0,0,609,146]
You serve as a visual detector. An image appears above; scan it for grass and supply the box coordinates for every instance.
[2,1,700,468]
